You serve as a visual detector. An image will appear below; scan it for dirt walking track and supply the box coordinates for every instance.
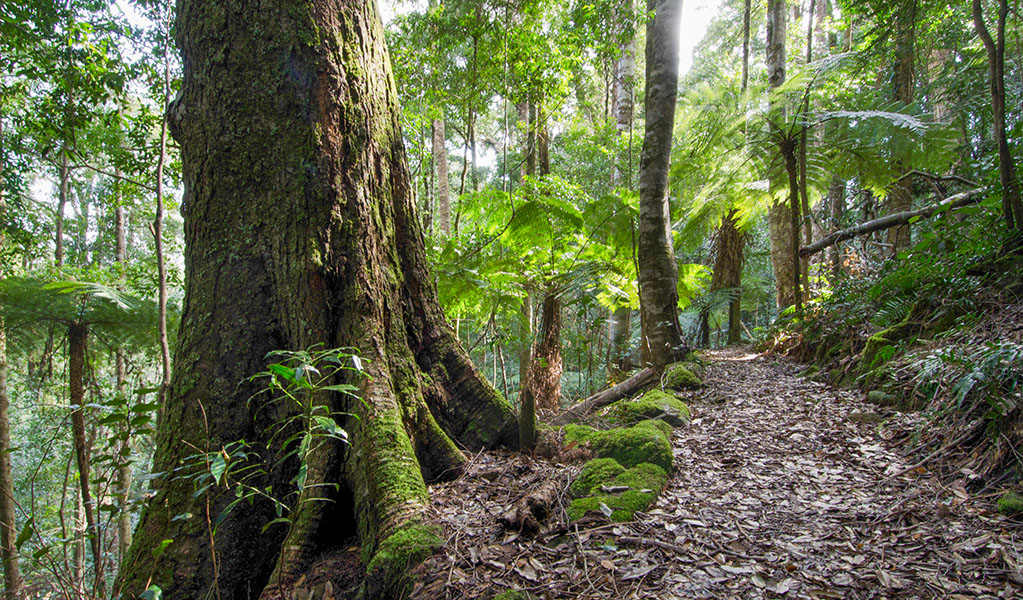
[408,348,1022,599]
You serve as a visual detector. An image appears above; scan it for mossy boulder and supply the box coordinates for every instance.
[567,461,669,522]
[997,491,1023,516]
[662,362,702,390]
[606,389,691,427]
[570,458,626,497]
[564,419,673,472]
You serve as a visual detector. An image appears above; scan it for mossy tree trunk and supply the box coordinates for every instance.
[637,0,688,369]
[709,210,745,344]
[115,1,517,598]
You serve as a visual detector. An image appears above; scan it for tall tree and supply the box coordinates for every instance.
[608,0,637,377]
[972,0,1023,230]
[115,1,516,599]
[637,0,688,368]
[765,0,797,310]
[886,0,918,251]
[0,105,25,600]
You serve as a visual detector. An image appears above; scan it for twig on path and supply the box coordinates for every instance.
[882,428,975,485]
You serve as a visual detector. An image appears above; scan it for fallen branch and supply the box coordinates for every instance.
[554,367,658,425]
[800,188,986,257]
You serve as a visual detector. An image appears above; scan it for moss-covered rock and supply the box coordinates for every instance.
[564,420,673,472]
[997,491,1023,516]
[846,411,883,424]
[605,389,691,427]
[662,362,702,390]
[570,458,626,497]
[567,462,669,521]
[364,522,443,597]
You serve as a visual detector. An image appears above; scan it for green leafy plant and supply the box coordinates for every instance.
[183,345,368,532]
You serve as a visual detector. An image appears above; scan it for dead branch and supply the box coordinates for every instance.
[800,188,986,257]
[553,367,658,425]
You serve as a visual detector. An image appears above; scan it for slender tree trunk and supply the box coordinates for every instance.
[433,117,450,234]
[741,0,751,93]
[116,2,516,598]
[973,0,1023,229]
[0,114,25,600]
[154,10,173,407]
[68,323,102,596]
[784,142,803,311]
[827,175,847,277]
[56,150,69,267]
[887,0,917,251]
[638,0,688,369]
[113,178,133,565]
[611,0,636,188]
[766,0,796,310]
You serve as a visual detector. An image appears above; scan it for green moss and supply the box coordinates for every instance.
[613,462,668,492]
[570,458,626,497]
[997,491,1023,516]
[491,592,536,600]
[365,522,443,596]
[564,420,672,472]
[867,390,895,406]
[606,390,690,427]
[663,362,702,390]
[567,487,659,522]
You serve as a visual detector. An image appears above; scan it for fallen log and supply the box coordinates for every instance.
[554,367,658,425]
[799,188,986,257]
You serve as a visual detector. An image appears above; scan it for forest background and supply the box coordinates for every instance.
[2,0,1023,597]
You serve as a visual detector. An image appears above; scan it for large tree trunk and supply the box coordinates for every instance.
[638,0,688,369]
[766,0,796,310]
[115,2,517,599]
[606,306,633,377]
[973,0,1023,229]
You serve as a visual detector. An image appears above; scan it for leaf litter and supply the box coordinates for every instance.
[410,347,1023,599]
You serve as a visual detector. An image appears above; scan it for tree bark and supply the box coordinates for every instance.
[56,149,69,267]
[0,113,25,600]
[68,323,102,596]
[972,0,1023,229]
[526,289,562,414]
[154,9,172,408]
[638,0,688,369]
[709,210,745,344]
[606,306,633,377]
[611,0,637,188]
[766,0,796,310]
[113,172,133,565]
[741,0,751,93]
[886,0,917,252]
[432,117,451,234]
[116,2,516,598]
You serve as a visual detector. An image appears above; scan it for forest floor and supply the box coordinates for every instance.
[407,347,1023,600]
